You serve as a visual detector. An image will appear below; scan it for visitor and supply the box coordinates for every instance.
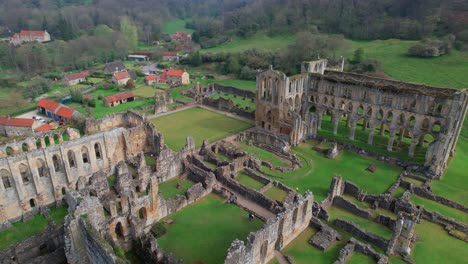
[249,213,254,221]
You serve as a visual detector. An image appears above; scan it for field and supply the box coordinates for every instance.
[150,107,253,150]
[132,85,165,98]
[0,206,68,251]
[201,33,295,53]
[236,171,265,190]
[158,194,263,264]
[163,19,194,35]
[158,177,194,200]
[349,39,468,89]
[263,186,288,202]
[199,79,256,92]
[209,93,255,110]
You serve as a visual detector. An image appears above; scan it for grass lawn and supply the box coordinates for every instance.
[263,186,288,202]
[132,85,164,98]
[281,227,348,264]
[349,39,468,89]
[348,253,376,264]
[392,187,406,199]
[209,93,255,111]
[261,140,401,202]
[201,33,295,53]
[413,220,468,264]
[158,177,194,200]
[150,107,253,150]
[236,171,265,190]
[328,206,393,239]
[158,194,263,264]
[431,121,468,205]
[411,195,467,223]
[163,19,194,35]
[0,206,68,251]
[170,83,193,102]
[239,141,289,167]
[198,79,256,92]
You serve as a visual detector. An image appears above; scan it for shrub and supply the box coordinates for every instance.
[151,222,167,238]
[408,37,454,57]
[113,246,125,258]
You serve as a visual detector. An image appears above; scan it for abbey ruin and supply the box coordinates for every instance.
[0,59,466,264]
[255,61,468,177]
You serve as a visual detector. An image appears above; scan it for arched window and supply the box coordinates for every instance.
[409,116,416,128]
[68,150,76,168]
[399,114,405,125]
[19,164,30,183]
[61,187,66,195]
[82,146,89,164]
[52,155,61,172]
[386,111,393,123]
[94,143,102,160]
[22,143,28,152]
[260,240,268,260]
[422,118,430,130]
[377,109,384,120]
[358,105,364,115]
[139,207,147,220]
[29,198,36,208]
[1,169,12,189]
[37,159,47,177]
[115,222,124,238]
[292,207,299,225]
[432,122,441,134]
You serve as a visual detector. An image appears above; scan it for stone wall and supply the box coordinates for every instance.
[0,225,66,264]
[85,111,146,135]
[202,97,255,120]
[225,192,313,264]
[334,238,388,264]
[332,196,371,219]
[333,218,389,251]
[0,125,33,138]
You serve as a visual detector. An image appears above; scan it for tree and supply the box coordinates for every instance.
[120,17,138,49]
[94,24,113,37]
[352,48,364,64]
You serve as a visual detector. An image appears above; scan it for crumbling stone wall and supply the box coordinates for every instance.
[225,192,313,264]
[333,218,389,251]
[255,61,468,177]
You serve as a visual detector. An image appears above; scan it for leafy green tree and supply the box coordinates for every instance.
[352,48,364,64]
[120,17,138,49]
[94,24,113,37]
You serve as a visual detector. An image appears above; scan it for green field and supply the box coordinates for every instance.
[158,194,263,264]
[132,86,165,98]
[239,141,289,167]
[348,253,376,264]
[0,206,68,251]
[199,79,256,92]
[257,140,401,202]
[163,19,194,35]
[412,220,468,264]
[349,39,468,89]
[158,177,194,200]
[150,107,253,150]
[201,33,295,53]
[236,171,265,190]
[411,195,467,223]
[263,186,288,202]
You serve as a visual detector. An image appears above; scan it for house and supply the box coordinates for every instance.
[145,75,158,85]
[112,71,132,85]
[0,117,34,137]
[35,123,54,133]
[171,32,192,41]
[127,54,149,62]
[37,99,78,123]
[165,69,190,85]
[62,71,90,86]
[103,61,126,74]
[104,91,135,107]
[10,30,51,45]
[162,52,179,61]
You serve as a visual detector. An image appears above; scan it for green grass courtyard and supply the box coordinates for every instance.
[150,107,253,150]
[158,193,263,264]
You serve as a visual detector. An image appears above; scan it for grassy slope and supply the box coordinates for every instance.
[150,107,253,150]
[158,177,194,200]
[413,220,468,264]
[236,171,265,190]
[158,194,263,264]
[411,195,467,223]
[201,33,295,53]
[163,19,194,35]
[239,141,289,167]
[350,39,468,89]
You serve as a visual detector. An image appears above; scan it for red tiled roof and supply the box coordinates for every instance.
[171,32,191,40]
[64,71,89,82]
[35,123,54,132]
[166,69,185,77]
[0,117,34,127]
[104,91,135,103]
[162,52,178,57]
[113,71,131,81]
[38,99,60,111]
[19,30,46,37]
[145,75,157,81]
[159,77,168,82]
[56,106,76,119]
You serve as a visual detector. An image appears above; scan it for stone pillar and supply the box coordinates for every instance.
[26,153,42,195]
[408,140,417,158]
[367,128,375,145]
[60,147,73,185]
[332,115,339,135]
[48,136,55,146]
[418,135,425,146]
[40,138,46,149]
[379,123,385,136]
[398,128,405,142]
[58,135,63,144]
[349,121,357,140]
[387,133,396,151]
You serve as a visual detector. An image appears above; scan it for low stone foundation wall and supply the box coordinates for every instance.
[334,238,388,264]
[333,218,389,251]
[333,196,371,219]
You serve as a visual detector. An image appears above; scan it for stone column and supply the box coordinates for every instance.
[408,140,417,158]
[367,128,375,145]
[332,115,339,135]
[398,128,405,142]
[40,138,46,149]
[379,123,385,136]
[349,121,357,140]
[60,146,73,185]
[26,153,42,196]
[387,133,396,151]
